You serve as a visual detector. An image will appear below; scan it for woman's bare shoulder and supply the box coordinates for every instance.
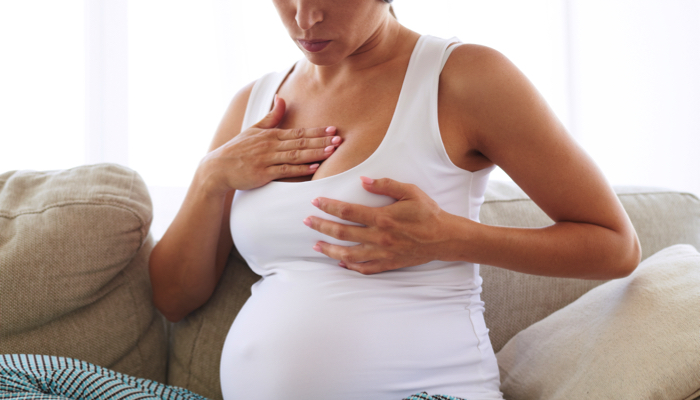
[446,43,509,66]
[440,43,530,107]
[209,80,257,152]
[439,43,553,147]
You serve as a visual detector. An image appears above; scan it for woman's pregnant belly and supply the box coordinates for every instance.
[219,264,492,400]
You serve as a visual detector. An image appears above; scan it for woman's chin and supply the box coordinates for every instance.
[301,53,341,67]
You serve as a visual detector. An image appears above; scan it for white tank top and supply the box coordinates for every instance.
[221,35,503,400]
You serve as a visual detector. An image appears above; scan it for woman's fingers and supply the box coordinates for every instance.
[301,179,449,274]
[207,95,343,189]
[272,146,337,165]
[267,163,320,179]
[276,135,342,151]
[310,198,376,226]
[312,241,390,275]
[303,216,369,243]
[275,126,337,141]
[270,126,341,164]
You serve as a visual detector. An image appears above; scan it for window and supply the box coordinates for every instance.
[2,1,698,239]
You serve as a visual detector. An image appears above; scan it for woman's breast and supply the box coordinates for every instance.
[229,170,394,273]
[229,161,481,284]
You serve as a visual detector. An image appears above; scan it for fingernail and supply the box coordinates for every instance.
[303,217,312,227]
[325,126,336,134]
[339,262,347,268]
[324,145,334,153]
[331,136,341,145]
[311,198,320,207]
[360,176,373,185]
[312,244,321,252]
[309,163,319,170]
[274,94,278,106]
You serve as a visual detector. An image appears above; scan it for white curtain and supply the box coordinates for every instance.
[0,1,85,171]
[1,0,698,239]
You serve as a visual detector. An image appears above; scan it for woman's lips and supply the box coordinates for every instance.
[298,40,331,53]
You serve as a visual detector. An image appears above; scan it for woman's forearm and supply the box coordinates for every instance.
[149,167,232,323]
[440,213,641,279]
[306,178,641,278]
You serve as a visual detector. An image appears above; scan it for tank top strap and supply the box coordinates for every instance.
[441,39,461,71]
[410,35,460,82]
[381,35,462,166]
[388,35,459,116]
[241,68,291,130]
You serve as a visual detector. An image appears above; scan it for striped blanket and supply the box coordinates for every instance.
[0,354,466,400]
[0,355,205,400]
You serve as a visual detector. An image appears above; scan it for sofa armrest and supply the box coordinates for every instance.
[0,164,167,382]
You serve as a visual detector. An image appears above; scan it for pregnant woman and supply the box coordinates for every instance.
[149,1,641,399]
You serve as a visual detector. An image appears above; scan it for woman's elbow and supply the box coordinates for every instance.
[612,230,642,278]
[150,273,206,322]
[149,271,191,323]
[152,293,188,323]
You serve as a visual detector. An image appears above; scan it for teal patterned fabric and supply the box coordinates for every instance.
[0,354,466,400]
[402,393,466,400]
[0,355,206,400]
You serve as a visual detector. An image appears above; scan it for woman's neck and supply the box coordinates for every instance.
[301,20,419,86]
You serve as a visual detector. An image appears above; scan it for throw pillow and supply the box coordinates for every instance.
[496,244,700,400]
[0,164,166,382]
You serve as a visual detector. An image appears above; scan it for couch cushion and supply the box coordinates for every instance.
[0,164,167,382]
[168,248,259,400]
[479,181,700,353]
[496,244,700,400]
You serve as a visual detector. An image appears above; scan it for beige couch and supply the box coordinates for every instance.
[1,164,699,400]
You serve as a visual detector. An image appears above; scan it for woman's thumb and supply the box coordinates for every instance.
[255,95,286,129]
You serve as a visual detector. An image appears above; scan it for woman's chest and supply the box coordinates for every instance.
[274,82,489,181]
[275,78,402,181]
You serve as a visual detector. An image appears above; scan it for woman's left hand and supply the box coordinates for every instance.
[303,176,455,274]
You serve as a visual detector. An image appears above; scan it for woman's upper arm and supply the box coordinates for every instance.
[442,45,637,239]
[210,80,256,278]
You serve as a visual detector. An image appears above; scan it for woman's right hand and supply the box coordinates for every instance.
[198,95,341,196]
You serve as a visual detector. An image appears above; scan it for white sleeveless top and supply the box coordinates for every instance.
[221,35,503,400]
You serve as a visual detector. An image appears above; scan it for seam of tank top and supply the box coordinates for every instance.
[466,306,484,356]
[468,163,477,223]
[263,35,429,186]
[430,37,496,178]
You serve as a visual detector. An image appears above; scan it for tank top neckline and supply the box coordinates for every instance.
[262,35,494,188]
[266,35,429,186]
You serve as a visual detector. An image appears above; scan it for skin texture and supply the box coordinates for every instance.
[149,0,641,322]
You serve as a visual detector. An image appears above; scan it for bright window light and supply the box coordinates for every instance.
[0,1,85,173]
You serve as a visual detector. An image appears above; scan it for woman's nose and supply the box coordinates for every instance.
[295,2,323,30]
